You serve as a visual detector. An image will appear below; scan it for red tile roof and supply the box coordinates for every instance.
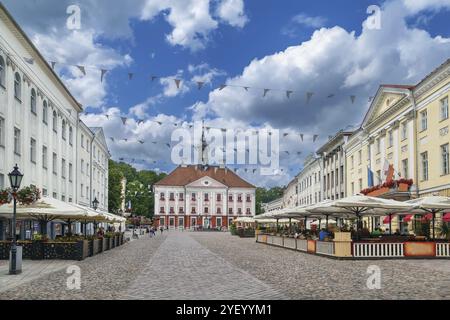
[155,165,256,188]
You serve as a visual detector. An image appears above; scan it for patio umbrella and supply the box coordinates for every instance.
[401,196,450,240]
[308,195,414,240]
[0,197,89,235]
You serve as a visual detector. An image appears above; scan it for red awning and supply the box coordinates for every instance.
[443,213,450,223]
[403,214,414,223]
[383,215,393,224]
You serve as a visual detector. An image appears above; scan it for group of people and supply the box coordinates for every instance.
[145,226,167,237]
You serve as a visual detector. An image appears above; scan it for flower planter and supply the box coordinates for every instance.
[103,237,109,251]
[31,240,45,260]
[398,183,410,192]
[367,187,390,197]
[0,241,33,260]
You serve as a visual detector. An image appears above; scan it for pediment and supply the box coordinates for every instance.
[186,176,227,188]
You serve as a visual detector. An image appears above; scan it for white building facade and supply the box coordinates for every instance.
[297,155,322,206]
[154,165,256,230]
[0,4,109,239]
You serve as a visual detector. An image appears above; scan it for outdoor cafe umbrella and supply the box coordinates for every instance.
[308,195,414,240]
[0,196,89,235]
[400,196,450,240]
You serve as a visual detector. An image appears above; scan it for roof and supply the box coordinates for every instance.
[0,3,82,112]
[155,165,256,188]
[380,84,414,90]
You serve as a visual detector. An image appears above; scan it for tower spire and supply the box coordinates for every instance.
[201,120,208,166]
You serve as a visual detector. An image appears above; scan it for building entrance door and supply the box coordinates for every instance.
[178,217,184,230]
[169,217,175,229]
[203,217,210,229]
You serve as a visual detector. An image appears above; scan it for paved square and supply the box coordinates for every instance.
[0,232,450,300]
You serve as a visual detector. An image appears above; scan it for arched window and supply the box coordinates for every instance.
[62,120,66,140]
[52,110,57,133]
[0,56,5,87]
[69,126,73,145]
[31,88,37,114]
[43,100,48,124]
[14,72,21,100]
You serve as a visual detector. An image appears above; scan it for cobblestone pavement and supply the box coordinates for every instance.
[1,231,450,300]
[191,233,450,300]
[122,232,286,300]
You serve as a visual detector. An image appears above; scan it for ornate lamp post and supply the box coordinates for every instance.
[92,197,99,235]
[8,164,23,275]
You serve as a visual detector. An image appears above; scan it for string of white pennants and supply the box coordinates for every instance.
[43,59,374,103]
[83,112,324,144]
[111,156,295,174]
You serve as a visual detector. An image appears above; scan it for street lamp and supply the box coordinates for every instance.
[92,197,99,211]
[8,164,23,275]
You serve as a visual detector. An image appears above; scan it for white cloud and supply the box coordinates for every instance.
[215,0,248,28]
[188,63,227,85]
[32,29,131,108]
[402,0,450,14]
[291,13,327,28]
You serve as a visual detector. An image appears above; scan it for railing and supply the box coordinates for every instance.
[296,239,308,252]
[436,243,450,257]
[284,237,296,249]
[316,241,335,256]
[353,242,404,258]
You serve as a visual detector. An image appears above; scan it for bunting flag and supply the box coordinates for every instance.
[263,89,270,97]
[284,151,290,155]
[77,65,86,76]
[286,90,293,98]
[299,133,304,142]
[197,82,204,90]
[368,96,374,102]
[283,133,289,137]
[121,117,127,125]
[297,152,302,155]
[350,95,356,104]
[313,134,319,142]
[166,143,171,148]
[327,94,335,98]
[138,140,144,144]
[154,121,162,125]
[234,168,238,172]
[128,73,134,80]
[174,79,181,89]
[306,92,314,104]
[152,142,157,144]
[137,119,144,125]
[105,114,109,119]
[24,57,34,65]
[253,169,257,173]
[219,84,227,91]
[50,61,56,70]
[101,69,108,82]
[243,87,249,91]
[151,76,158,82]
[110,137,114,142]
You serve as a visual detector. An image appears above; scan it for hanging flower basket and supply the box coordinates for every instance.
[0,185,41,206]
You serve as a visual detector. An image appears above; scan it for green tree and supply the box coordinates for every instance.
[108,166,124,213]
[255,186,285,215]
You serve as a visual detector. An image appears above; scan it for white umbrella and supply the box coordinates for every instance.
[235,217,255,223]
[308,195,414,238]
[401,196,450,239]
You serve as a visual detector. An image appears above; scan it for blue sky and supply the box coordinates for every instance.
[3,0,450,187]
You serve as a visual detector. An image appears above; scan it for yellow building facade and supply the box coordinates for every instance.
[344,59,450,232]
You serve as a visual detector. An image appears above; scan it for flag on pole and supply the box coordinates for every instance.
[77,65,86,76]
[263,89,270,97]
[101,69,108,82]
[121,117,127,125]
[174,79,181,89]
[368,166,374,187]
[286,91,293,98]
[50,61,56,69]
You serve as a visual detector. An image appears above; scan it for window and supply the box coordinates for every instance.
[81,159,84,173]
[0,56,5,87]
[81,184,84,197]
[86,186,89,199]
[69,163,73,182]
[43,101,48,124]
[402,159,409,179]
[358,150,362,165]
[216,194,221,202]
[237,195,242,202]
[228,195,233,202]
[351,155,354,168]
[86,140,89,152]
[42,188,47,196]
[69,127,73,145]
[246,208,251,215]
[52,153,58,174]
[442,144,449,176]
[169,193,175,201]
[30,89,36,114]
[42,146,48,169]
[388,131,393,147]
[179,207,184,213]
[420,110,428,131]
[81,134,84,148]
[169,207,174,214]
[52,111,57,133]
[191,193,196,201]
[204,193,209,201]
[441,97,449,121]
[204,207,209,214]
[61,159,66,179]
[30,138,36,163]
[0,173,4,189]
[229,208,233,215]
[238,208,242,215]
[246,195,251,202]
[14,72,21,101]
[62,120,66,140]
[14,127,21,155]
[53,192,57,199]
[86,163,89,175]
[217,207,222,214]
[160,192,165,200]
[358,179,362,192]
[421,152,428,181]
[401,122,408,140]
[376,138,381,154]
[376,170,381,184]
[191,207,196,214]
[0,116,4,147]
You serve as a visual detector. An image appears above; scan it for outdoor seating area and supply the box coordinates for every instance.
[255,195,450,259]
[0,197,127,261]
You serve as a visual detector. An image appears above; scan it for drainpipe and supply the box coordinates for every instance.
[90,132,96,207]
[409,89,420,199]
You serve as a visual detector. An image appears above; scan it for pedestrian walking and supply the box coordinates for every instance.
[160,226,164,234]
